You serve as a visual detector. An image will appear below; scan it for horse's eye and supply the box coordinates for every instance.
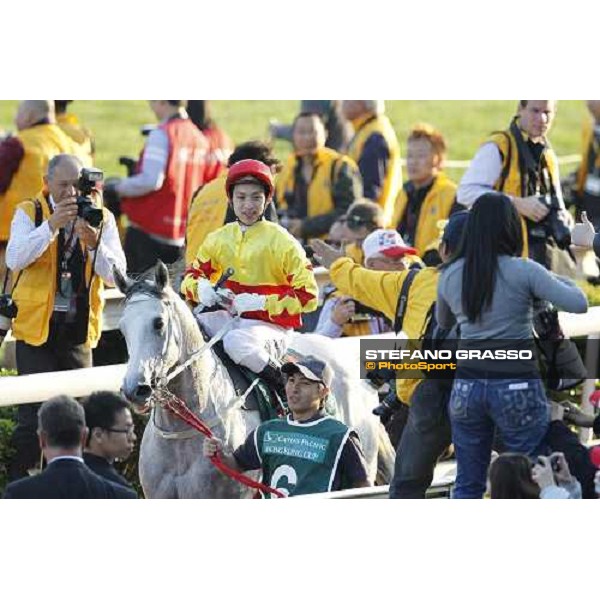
[153,317,164,332]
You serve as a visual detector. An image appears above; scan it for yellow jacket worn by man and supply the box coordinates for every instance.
[315,229,418,339]
[185,172,229,264]
[10,198,106,347]
[275,146,362,240]
[329,255,438,405]
[392,172,457,256]
[343,101,402,226]
[574,103,600,227]
[57,111,94,167]
[0,121,78,242]
[181,160,318,383]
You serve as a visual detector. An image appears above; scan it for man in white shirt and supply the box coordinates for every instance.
[5,153,126,481]
[457,100,571,269]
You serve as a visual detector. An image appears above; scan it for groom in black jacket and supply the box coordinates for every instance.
[3,395,137,499]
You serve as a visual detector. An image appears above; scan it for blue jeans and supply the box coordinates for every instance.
[449,378,550,499]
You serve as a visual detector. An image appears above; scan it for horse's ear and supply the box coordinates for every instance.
[155,260,170,291]
[113,266,132,294]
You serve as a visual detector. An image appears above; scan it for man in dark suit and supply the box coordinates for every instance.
[82,391,136,490]
[3,395,137,499]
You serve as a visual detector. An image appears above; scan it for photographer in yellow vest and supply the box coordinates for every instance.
[342,100,402,226]
[4,154,126,481]
[275,112,362,242]
[392,124,457,256]
[458,101,572,270]
[55,100,95,167]
[573,101,600,228]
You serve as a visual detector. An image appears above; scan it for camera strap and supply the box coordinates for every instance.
[87,220,104,290]
[510,119,553,197]
[1,198,45,297]
[393,268,419,335]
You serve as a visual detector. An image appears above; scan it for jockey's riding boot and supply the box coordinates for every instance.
[258,359,287,411]
[372,390,402,424]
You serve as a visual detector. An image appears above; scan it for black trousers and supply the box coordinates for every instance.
[8,315,92,481]
[389,379,452,499]
[124,227,182,277]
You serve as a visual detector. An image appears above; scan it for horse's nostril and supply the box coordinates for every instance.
[133,385,153,402]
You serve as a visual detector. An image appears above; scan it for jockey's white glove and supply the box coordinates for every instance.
[197,278,219,308]
[232,293,266,315]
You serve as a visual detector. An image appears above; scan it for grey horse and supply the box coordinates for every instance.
[115,262,394,498]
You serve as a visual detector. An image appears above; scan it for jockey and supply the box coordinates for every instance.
[181,159,319,399]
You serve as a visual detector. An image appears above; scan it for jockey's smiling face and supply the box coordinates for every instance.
[285,372,328,420]
[231,181,267,226]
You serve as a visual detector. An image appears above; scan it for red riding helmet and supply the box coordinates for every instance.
[225,159,274,201]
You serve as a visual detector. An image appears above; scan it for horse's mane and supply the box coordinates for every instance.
[125,259,185,301]
[125,278,169,301]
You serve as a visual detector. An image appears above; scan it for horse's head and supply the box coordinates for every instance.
[115,261,185,407]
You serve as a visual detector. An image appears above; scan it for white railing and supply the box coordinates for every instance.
[293,460,458,499]
[2,306,600,409]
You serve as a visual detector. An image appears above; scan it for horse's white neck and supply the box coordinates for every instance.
[156,336,243,445]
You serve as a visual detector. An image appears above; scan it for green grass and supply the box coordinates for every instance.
[0,100,589,182]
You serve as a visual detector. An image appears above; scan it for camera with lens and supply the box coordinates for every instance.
[529,193,572,251]
[350,300,386,322]
[0,293,18,347]
[536,456,561,473]
[76,167,104,228]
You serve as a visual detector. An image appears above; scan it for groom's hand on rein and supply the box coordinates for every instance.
[203,437,225,458]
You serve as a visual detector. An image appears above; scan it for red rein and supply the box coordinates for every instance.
[162,395,285,499]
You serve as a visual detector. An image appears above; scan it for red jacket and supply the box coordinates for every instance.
[203,125,233,183]
[122,117,208,240]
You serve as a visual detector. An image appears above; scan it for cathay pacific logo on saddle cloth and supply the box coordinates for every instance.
[262,431,329,463]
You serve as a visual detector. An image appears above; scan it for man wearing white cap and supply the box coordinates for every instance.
[203,355,370,497]
[315,229,418,338]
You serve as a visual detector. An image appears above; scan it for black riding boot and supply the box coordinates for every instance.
[258,359,287,414]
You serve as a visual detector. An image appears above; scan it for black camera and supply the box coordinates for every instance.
[537,456,561,473]
[0,293,18,346]
[529,194,572,251]
[76,167,104,228]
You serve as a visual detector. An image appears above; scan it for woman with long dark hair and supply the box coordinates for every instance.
[489,452,582,499]
[488,453,540,499]
[437,192,587,498]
